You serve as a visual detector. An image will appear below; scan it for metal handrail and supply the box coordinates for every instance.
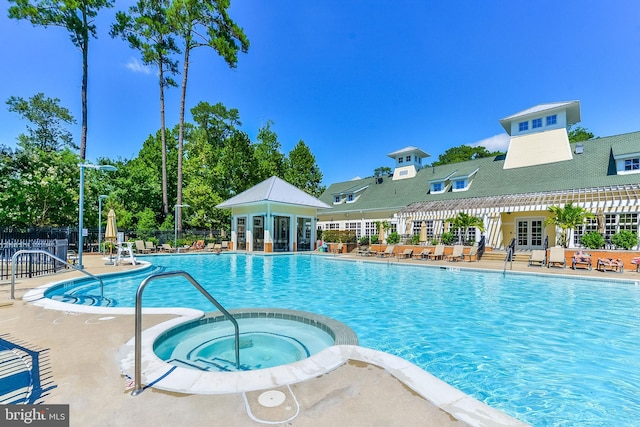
[503,238,516,275]
[10,249,104,300]
[131,270,240,396]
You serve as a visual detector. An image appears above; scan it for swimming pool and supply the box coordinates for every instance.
[45,253,640,426]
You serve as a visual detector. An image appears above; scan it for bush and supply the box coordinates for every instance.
[441,232,455,245]
[410,234,420,245]
[580,231,605,249]
[321,230,357,243]
[370,235,379,244]
[610,230,639,250]
[387,231,400,244]
[359,236,369,246]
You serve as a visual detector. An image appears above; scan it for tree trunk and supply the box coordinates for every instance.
[159,62,169,216]
[80,7,89,160]
[176,46,190,231]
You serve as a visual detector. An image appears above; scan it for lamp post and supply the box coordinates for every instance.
[174,204,189,251]
[97,195,108,256]
[78,164,117,269]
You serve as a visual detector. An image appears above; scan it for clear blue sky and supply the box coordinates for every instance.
[1,1,639,185]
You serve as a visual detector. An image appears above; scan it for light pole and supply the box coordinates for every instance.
[78,164,117,269]
[97,195,108,256]
[174,204,189,251]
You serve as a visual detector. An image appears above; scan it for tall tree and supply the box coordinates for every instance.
[6,93,77,151]
[9,0,114,160]
[254,120,285,181]
[568,125,595,143]
[544,203,595,248]
[167,0,249,231]
[284,140,325,197]
[111,0,180,216]
[432,145,503,166]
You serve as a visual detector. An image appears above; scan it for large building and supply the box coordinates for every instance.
[317,101,640,250]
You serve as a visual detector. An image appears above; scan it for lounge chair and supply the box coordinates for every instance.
[571,250,592,270]
[204,243,215,251]
[358,246,374,256]
[135,240,149,254]
[427,244,445,261]
[597,258,624,273]
[191,240,205,251]
[161,243,176,252]
[377,245,396,258]
[446,244,464,262]
[547,247,566,268]
[463,245,479,262]
[412,248,431,260]
[145,241,156,253]
[632,257,640,272]
[397,248,413,259]
[332,243,344,254]
[528,249,546,267]
[221,241,229,251]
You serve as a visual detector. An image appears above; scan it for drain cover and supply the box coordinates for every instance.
[258,390,286,407]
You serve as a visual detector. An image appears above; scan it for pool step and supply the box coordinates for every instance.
[168,357,252,372]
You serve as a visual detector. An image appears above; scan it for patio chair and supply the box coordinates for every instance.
[145,241,156,253]
[632,257,640,272]
[571,250,592,270]
[221,241,229,251]
[161,243,176,252]
[134,240,149,254]
[446,244,464,262]
[397,248,413,259]
[358,246,374,256]
[204,243,215,251]
[377,245,396,258]
[597,258,624,273]
[547,247,566,268]
[427,244,445,261]
[463,245,480,262]
[528,249,546,267]
[412,248,431,260]
[191,240,205,251]
[332,243,344,254]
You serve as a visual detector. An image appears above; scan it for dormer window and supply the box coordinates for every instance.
[398,157,403,164]
[431,182,445,194]
[532,118,542,129]
[625,158,639,171]
[333,195,341,204]
[346,194,355,202]
[518,121,528,132]
[546,115,557,126]
[453,179,467,190]
[405,155,411,162]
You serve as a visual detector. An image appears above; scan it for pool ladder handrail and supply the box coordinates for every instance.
[503,238,516,275]
[131,270,240,396]
[10,249,105,300]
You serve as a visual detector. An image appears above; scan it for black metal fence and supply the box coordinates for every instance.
[1,238,69,280]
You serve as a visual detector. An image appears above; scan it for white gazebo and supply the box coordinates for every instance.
[216,176,331,252]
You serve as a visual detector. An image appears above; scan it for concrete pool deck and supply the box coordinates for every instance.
[3,252,638,426]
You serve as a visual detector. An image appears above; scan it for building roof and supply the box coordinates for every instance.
[318,131,640,216]
[217,176,331,209]
[499,100,581,133]
[386,146,431,159]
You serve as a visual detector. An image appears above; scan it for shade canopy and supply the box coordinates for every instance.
[105,209,118,241]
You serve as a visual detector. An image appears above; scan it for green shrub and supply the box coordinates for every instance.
[431,238,439,245]
[610,230,639,250]
[359,236,369,246]
[441,232,455,245]
[410,234,420,245]
[322,230,357,243]
[580,231,605,249]
[387,231,400,244]
[370,235,379,244]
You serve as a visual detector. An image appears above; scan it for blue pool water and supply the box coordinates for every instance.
[46,253,640,426]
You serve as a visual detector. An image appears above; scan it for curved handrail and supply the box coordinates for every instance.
[11,249,104,300]
[503,238,516,275]
[131,270,240,396]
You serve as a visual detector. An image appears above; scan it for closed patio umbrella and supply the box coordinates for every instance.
[105,209,117,263]
[420,221,427,242]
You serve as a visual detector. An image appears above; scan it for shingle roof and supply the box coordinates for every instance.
[218,176,331,209]
[318,131,640,215]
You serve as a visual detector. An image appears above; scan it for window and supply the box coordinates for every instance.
[365,221,377,236]
[518,121,528,132]
[454,180,466,190]
[431,182,443,193]
[333,195,341,204]
[345,222,361,238]
[399,170,408,176]
[546,115,557,126]
[405,155,411,162]
[328,223,339,230]
[347,194,354,202]
[532,118,542,129]
[603,213,639,244]
[398,157,404,164]
[624,158,640,171]
[573,218,598,246]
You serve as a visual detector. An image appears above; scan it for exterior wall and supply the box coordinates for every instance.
[510,109,567,136]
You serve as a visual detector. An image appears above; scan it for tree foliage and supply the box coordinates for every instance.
[544,203,595,248]
[432,145,503,166]
[284,140,325,197]
[568,125,595,143]
[9,0,114,160]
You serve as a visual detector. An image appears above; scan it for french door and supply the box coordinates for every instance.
[516,218,544,249]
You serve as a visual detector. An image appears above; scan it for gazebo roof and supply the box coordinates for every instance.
[217,176,331,209]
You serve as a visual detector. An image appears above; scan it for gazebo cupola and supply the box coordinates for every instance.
[387,146,430,180]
